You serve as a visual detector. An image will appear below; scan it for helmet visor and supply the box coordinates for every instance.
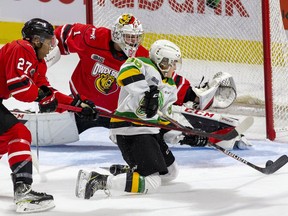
[159,57,182,72]
[36,35,57,50]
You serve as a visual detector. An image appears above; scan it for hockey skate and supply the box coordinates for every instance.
[75,170,108,199]
[14,183,55,213]
[233,134,253,150]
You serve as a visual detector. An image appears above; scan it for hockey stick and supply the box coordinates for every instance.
[58,103,252,141]
[34,102,40,159]
[158,110,288,175]
[211,143,288,175]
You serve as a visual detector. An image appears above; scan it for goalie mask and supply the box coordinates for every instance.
[111,14,144,57]
[149,40,182,78]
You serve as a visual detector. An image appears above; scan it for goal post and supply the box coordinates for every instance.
[262,0,275,140]
[85,0,288,141]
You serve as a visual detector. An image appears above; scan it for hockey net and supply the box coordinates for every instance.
[86,0,288,141]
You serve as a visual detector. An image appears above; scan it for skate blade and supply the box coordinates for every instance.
[16,199,55,213]
[75,169,90,199]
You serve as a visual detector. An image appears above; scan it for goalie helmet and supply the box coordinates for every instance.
[149,39,182,77]
[111,13,144,57]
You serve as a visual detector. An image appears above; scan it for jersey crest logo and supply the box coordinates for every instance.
[119,14,135,25]
[95,73,118,95]
[92,63,119,95]
[136,97,146,117]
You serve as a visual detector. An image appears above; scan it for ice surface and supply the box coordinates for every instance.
[1,127,288,215]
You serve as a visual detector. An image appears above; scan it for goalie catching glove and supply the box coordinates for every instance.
[71,95,98,121]
[192,72,236,110]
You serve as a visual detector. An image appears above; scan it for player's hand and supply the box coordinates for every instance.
[37,86,58,113]
[179,134,208,147]
[141,85,159,118]
[71,96,98,121]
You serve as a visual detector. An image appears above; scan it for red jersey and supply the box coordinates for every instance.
[172,72,197,106]
[172,72,191,105]
[55,23,149,113]
[0,39,73,109]
[0,40,46,101]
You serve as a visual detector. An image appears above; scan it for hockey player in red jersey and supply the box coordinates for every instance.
[54,13,149,133]
[0,18,97,213]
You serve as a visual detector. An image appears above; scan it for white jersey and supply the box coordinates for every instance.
[110,57,177,136]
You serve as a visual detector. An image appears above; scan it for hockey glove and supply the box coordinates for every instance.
[179,134,208,147]
[37,86,58,113]
[141,85,159,118]
[71,96,98,121]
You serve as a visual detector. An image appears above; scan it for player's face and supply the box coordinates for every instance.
[159,58,178,78]
[37,37,56,60]
[123,33,143,47]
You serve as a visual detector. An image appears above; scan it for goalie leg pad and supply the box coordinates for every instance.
[208,127,234,144]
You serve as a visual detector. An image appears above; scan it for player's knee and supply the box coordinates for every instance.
[160,161,179,183]
[10,123,32,144]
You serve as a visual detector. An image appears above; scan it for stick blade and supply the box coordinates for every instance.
[263,155,288,175]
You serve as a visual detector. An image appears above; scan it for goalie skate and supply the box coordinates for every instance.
[14,183,55,213]
[234,134,253,150]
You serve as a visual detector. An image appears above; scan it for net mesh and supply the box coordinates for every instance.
[91,0,288,139]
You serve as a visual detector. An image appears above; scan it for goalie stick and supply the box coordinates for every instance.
[58,103,252,141]
[158,110,288,175]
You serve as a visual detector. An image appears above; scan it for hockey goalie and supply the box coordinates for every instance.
[167,71,252,150]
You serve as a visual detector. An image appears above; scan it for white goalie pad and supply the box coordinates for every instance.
[172,105,240,129]
[171,105,252,150]
[12,110,79,146]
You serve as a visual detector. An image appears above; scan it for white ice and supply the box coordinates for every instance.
[1,54,288,215]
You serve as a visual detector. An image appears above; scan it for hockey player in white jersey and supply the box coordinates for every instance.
[76,39,182,199]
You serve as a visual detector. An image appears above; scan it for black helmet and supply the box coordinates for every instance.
[22,18,54,41]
